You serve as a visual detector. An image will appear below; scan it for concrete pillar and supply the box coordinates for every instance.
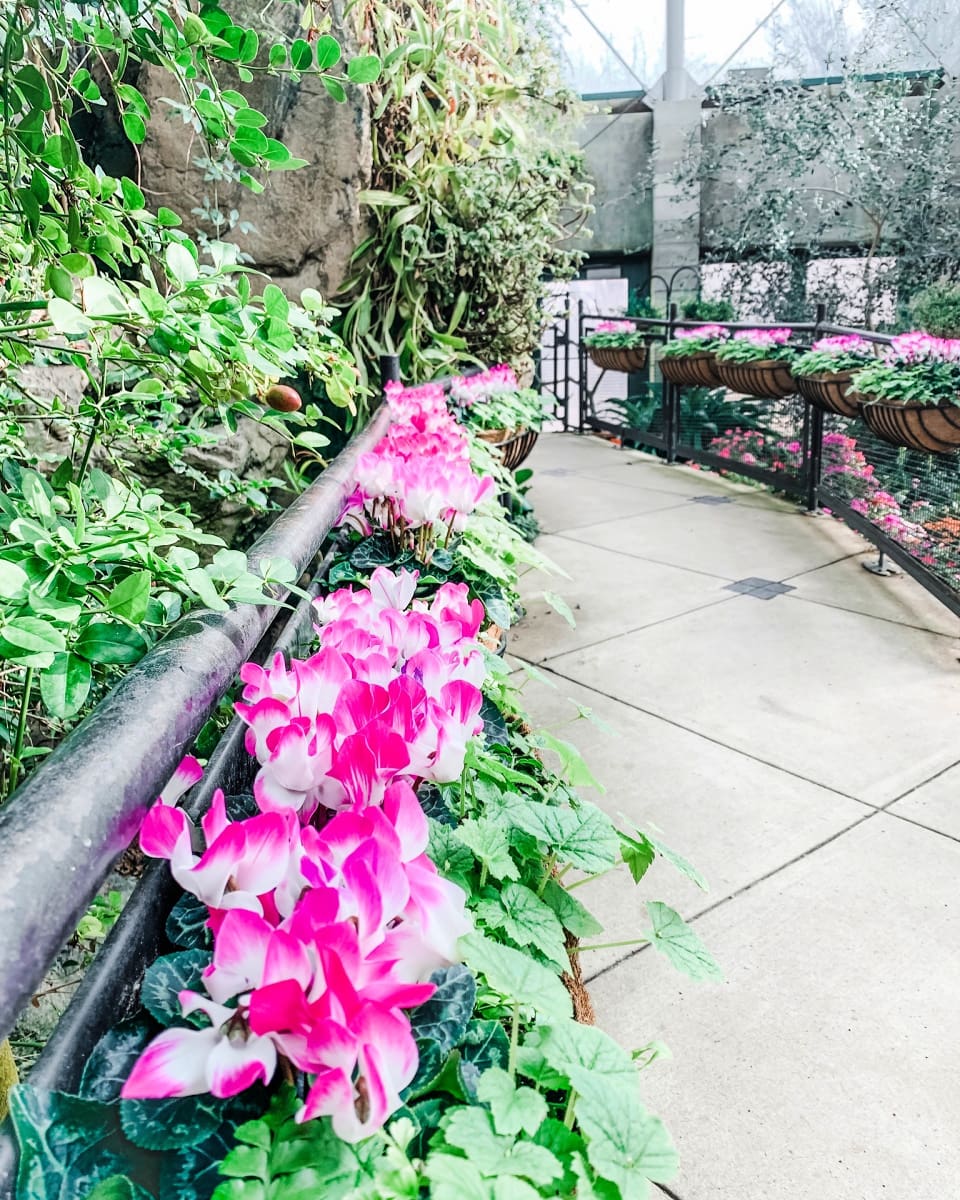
[649,98,702,310]
[664,0,686,102]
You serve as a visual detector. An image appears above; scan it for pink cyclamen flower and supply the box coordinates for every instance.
[734,327,793,348]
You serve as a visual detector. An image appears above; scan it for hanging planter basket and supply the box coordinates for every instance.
[858,398,960,453]
[586,344,648,373]
[477,426,540,470]
[796,371,862,419]
[659,351,723,389]
[715,358,796,400]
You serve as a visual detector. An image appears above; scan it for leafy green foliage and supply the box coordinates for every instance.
[338,0,590,381]
[645,903,723,982]
[852,357,960,406]
[0,0,387,795]
[911,282,960,338]
[684,72,960,324]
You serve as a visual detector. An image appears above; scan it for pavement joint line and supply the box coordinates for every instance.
[525,659,878,811]
[529,594,746,663]
[778,550,864,581]
[880,807,960,847]
[781,590,960,642]
[879,754,960,806]
[549,531,739,583]
[538,498,694,537]
[584,809,879,985]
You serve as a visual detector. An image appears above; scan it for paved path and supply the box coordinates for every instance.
[511,432,960,1200]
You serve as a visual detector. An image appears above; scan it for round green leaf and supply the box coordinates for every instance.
[74,621,149,665]
[121,111,146,145]
[290,38,312,71]
[40,652,92,719]
[314,35,341,70]
[347,54,381,85]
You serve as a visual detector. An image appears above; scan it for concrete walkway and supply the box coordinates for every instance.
[512,432,960,1200]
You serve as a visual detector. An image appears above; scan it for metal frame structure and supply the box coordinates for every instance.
[565,302,960,622]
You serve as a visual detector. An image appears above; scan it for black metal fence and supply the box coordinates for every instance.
[577,308,960,621]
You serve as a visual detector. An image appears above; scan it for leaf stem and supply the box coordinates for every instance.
[567,937,650,954]
[6,666,35,800]
[566,865,617,891]
[508,1001,520,1077]
[562,1086,578,1130]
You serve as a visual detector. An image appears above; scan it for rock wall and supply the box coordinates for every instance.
[138,0,372,299]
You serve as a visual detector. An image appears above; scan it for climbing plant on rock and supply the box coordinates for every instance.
[338,0,592,383]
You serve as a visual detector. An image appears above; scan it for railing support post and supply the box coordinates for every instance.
[805,302,827,512]
[665,301,679,463]
[577,299,585,434]
[379,353,401,384]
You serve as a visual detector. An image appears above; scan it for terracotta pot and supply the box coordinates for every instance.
[796,370,862,419]
[586,344,648,373]
[859,397,960,453]
[660,351,725,389]
[715,357,796,399]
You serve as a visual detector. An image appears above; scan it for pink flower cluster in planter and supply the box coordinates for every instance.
[810,334,874,355]
[595,319,635,333]
[345,381,495,559]
[449,363,519,405]
[732,327,793,348]
[886,331,960,364]
[675,323,729,341]
[123,566,482,1140]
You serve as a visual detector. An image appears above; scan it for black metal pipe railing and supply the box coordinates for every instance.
[0,404,391,1053]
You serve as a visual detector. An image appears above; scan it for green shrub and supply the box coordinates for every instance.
[909,283,960,338]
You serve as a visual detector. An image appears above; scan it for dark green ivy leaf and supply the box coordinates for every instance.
[140,949,212,1027]
[408,964,477,1054]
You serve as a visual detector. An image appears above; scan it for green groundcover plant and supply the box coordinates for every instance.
[5,379,720,1200]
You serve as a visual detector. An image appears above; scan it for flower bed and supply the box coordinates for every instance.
[4,375,719,1198]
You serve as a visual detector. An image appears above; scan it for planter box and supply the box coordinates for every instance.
[659,351,724,389]
[796,370,861,419]
[859,397,960,453]
[715,358,796,400]
[586,344,648,373]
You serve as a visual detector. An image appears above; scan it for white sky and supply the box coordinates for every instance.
[558,0,866,93]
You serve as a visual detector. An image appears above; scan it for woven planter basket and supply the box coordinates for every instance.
[796,370,862,418]
[859,397,960,453]
[587,344,648,373]
[715,357,796,400]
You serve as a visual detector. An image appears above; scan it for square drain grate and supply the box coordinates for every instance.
[724,577,796,600]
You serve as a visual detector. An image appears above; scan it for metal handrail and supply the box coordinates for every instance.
[0,403,391,1048]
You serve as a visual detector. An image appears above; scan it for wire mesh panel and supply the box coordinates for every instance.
[671,379,809,498]
[817,413,960,605]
